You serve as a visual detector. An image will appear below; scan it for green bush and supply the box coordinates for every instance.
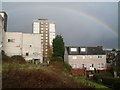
[52,56,63,61]
[102,76,114,88]
[2,51,26,64]
[114,79,120,89]
[64,63,72,73]
[11,55,26,64]
[2,50,12,63]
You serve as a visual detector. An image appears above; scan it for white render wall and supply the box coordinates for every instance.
[68,55,106,70]
[22,33,42,62]
[4,32,43,63]
[49,23,55,46]
[4,32,22,56]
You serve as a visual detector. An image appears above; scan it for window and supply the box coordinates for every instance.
[73,56,77,59]
[46,37,48,39]
[81,48,86,52]
[45,43,48,45]
[72,64,77,68]
[98,56,102,58]
[41,28,43,30]
[26,53,29,56]
[41,36,43,39]
[46,34,48,36]
[41,34,43,36]
[41,22,44,24]
[46,31,48,33]
[41,25,43,27]
[8,39,15,42]
[45,40,48,42]
[45,49,48,51]
[30,45,32,47]
[82,64,86,68]
[41,31,43,33]
[70,48,77,52]
[45,22,48,24]
[46,28,48,30]
[98,63,104,68]
[83,56,85,59]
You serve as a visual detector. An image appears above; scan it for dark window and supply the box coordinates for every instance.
[98,56,102,58]
[8,39,15,42]
[30,45,32,47]
[26,53,29,56]
[92,64,94,67]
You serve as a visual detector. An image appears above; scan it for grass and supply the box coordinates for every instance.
[2,56,110,89]
[2,62,89,88]
[73,76,111,90]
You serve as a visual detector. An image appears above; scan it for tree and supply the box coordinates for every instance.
[52,35,65,60]
[112,48,116,52]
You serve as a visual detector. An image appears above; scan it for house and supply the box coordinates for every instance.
[4,32,43,63]
[64,46,106,75]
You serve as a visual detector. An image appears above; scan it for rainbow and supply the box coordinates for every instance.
[62,7,118,37]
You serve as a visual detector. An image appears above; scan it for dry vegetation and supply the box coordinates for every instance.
[2,60,91,88]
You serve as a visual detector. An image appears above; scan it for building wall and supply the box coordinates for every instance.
[49,23,55,46]
[4,32,22,56]
[68,55,106,70]
[22,33,42,63]
[64,48,68,64]
[4,32,43,63]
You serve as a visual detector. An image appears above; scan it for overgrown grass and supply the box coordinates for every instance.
[2,54,110,89]
[72,75,111,90]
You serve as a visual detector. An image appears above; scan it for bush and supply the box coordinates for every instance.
[114,79,120,90]
[52,56,63,61]
[2,51,12,63]
[64,63,72,73]
[2,51,26,64]
[11,55,26,64]
[102,76,114,88]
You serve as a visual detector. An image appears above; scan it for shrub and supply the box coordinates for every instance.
[64,63,72,73]
[114,78,120,90]
[52,56,63,61]
[11,55,26,64]
[2,50,12,63]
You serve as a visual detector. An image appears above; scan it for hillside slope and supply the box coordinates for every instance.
[2,61,91,88]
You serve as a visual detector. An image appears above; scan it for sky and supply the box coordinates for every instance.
[1,2,119,49]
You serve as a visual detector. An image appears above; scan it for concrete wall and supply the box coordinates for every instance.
[22,33,43,63]
[64,48,68,64]
[4,32,43,63]
[4,32,22,56]
[49,23,55,46]
[68,55,106,70]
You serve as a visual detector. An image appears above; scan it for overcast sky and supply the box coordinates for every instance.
[1,2,118,49]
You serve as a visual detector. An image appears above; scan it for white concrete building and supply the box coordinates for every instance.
[4,32,43,63]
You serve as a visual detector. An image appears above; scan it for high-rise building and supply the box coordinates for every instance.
[32,19,55,62]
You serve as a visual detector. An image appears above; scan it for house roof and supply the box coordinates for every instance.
[65,46,105,55]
